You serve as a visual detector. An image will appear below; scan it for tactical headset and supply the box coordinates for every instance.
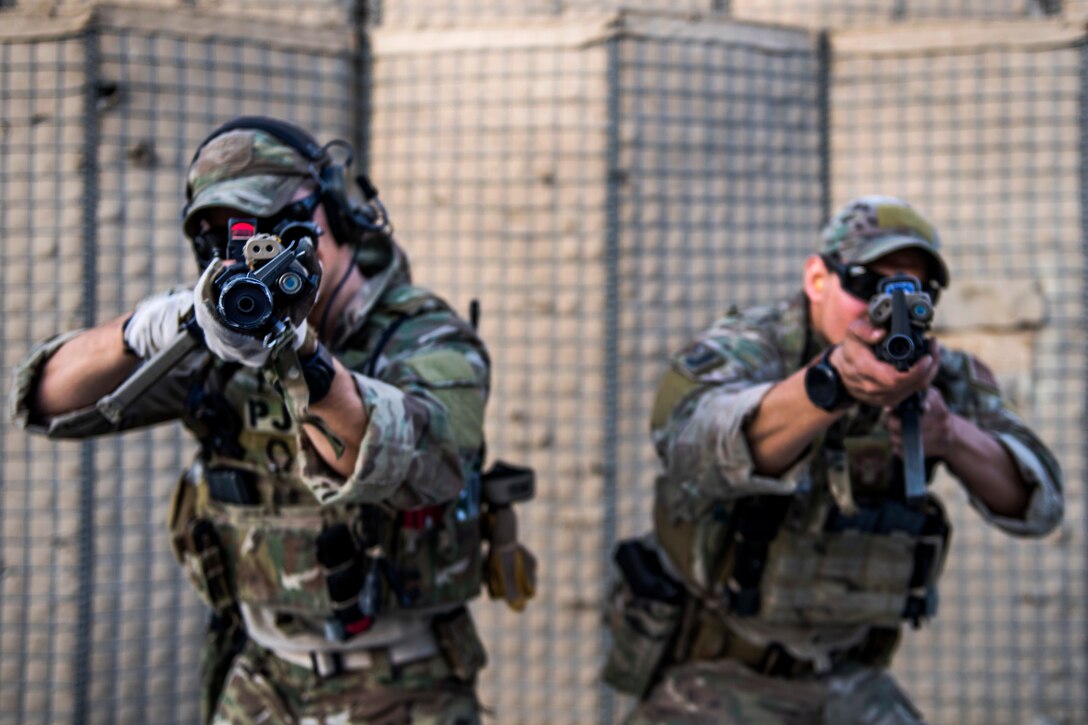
[182,116,392,271]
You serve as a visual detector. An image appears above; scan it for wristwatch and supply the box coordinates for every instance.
[804,346,854,412]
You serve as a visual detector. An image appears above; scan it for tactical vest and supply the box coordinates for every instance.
[169,288,485,635]
[654,440,952,629]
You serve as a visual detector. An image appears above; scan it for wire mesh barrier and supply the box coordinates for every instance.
[0,3,1084,725]
[370,21,615,719]
[831,24,1087,723]
[369,17,823,720]
[0,7,358,723]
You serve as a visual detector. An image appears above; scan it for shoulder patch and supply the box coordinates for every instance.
[651,367,706,431]
[404,348,477,385]
[966,354,1001,395]
[679,342,724,376]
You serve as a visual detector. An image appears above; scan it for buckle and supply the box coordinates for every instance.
[309,651,344,679]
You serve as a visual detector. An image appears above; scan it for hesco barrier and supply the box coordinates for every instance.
[830,22,1086,723]
[368,17,822,720]
[0,3,1084,724]
[0,7,359,724]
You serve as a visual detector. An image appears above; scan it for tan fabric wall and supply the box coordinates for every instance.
[733,0,1042,28]
[20,0,355,26]
[371,1,718,27]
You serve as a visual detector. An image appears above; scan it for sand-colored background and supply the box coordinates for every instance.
[0,2,1083,723]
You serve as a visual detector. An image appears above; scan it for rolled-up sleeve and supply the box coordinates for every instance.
[969,413,1064,537]
[651,320,807,520]
[941,349,1064,537]
[302,311,489,509]
[10,330,193,438]
[10,331,83,433]
[657,380,811,511]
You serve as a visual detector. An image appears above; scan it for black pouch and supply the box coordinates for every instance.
[601,539,685,698]
[316,523,371,640]
[433,607,488,682]
[206,467,260,505]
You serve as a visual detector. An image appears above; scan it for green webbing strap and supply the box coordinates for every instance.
[822,423,858,517]
[270,325,346,461]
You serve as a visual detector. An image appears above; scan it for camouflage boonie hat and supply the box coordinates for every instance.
[183,128,314,237]
[821,195,950,288]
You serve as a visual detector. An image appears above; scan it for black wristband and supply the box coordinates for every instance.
[299,341,336,405]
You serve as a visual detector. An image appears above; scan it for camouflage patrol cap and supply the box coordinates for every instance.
[821,195,950,288]
[183,128,315,237]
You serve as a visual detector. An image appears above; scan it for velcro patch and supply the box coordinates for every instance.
[404,349,477,385]
[651,368,704,431]
[965,354,1000,395]
[679,342,723,376]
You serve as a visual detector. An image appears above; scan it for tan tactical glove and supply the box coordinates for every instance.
[486,507,537,612]
[122,288,206,374]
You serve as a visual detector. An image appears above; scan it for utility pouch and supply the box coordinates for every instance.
[316,523,372,641]
[167,467,200,566]
[168,464,236,612]
[187,518,235,613]
[481,460,538,612]
[484,506,537,612]
[433,607,488,682]
[602,538,685,698]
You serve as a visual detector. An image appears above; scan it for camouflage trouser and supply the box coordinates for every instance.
[210,640,480,725]
[623,659,924,725]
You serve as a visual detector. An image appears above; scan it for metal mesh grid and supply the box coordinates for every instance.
[0,34,88,723]
[369,20,822,722]
[369,23,612,720]
[0,9,357,724]
[607,22,825,720]
[610,20,823,551]
[831,24,1086,723]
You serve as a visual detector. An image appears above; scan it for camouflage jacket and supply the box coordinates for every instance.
[10,243,490,653]
[648,292,1064,661]
[652,292,1063,537]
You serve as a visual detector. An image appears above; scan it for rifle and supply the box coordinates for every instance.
[96,221,319,424]
[867,273,935,506]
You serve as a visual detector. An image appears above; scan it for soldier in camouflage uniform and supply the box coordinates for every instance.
[604,196,1063,723]
[11,118,508,724]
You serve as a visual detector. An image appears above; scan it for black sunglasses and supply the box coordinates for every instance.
[822,255,941,305]
[191,191,322,267]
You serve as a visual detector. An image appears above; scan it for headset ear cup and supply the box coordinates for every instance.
[319,163,358,247]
